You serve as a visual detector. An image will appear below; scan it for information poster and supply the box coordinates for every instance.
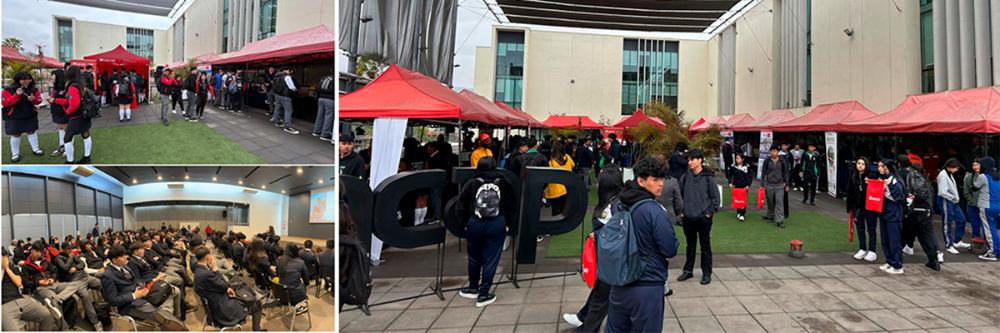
[756,130,774,180]
[825,131,838,196]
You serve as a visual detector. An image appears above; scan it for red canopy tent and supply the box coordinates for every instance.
[733,110,796,132]
[612,109,666,129]
[339,64,507,125]
[541,115,605,129]
[459,89,529,126]
[840,87,1000,133]
[29,55,62,68]
[690,115,729,132]
[165,52,220,70]
[723,113,757,129]
[494,101,545,128]
[772,101,877,132]
[688,117,707,131]
[2,46,31,63]
[83,45,150,99]
[212,25,334,66]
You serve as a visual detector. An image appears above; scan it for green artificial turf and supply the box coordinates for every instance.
[546,186,856,257]
[2,121,266,164]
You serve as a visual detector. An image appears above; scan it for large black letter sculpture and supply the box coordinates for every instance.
[516,166,588,264]
[339,176,373,250]
[371,170,447,248]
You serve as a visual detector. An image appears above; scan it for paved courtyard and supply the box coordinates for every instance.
[340,261,1000,333]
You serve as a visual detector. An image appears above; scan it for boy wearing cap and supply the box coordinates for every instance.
[471,134,494,168]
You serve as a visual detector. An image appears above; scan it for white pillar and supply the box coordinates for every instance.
[252,0,261,42]
[947,0,961,90]
[959,0,975,88]
[934,0,948,91]
[975,0,991,87]
[992,0,1000,83]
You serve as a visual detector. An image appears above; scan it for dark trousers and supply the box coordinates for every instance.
[195,94,207,118]
[681,216,713,275]
[736,208,746,218]
[467,215,506,297]
[802,176,817,203]
[230,92,243,111]
[880,217,903,269]
[575,279,611,333]
[549,195,567,216]
[853,208,878,251]
[605,284,664,333]
[171,93,184,111]
[911,210,939,264]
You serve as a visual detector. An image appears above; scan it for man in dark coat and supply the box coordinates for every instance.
[193,246,262,330]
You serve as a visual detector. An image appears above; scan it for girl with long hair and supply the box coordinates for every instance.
[545,141,575,216]
[49,68,70,157]
[50,65,93,164]
[2,71,45,161]
[847,157,878,262]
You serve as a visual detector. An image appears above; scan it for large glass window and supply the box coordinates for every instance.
[621,39,679,115]
[76,186,95,216]
[46,178,74,215]
[260,0,277,39]
[10,175,45,214]
[920,0,934,93]
[494,31,525,109]
[222,0,230,52]
[57,19,73,62]
[126,28,155,61]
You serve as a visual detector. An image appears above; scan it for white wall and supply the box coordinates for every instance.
[734,0,776,116]
[73,19,128,57]
[678,39,717,122]
[276,0,335,34]
[123,182,288,236]
[473,46,495,99]
[182,0,223,58]
[810,0,922,113]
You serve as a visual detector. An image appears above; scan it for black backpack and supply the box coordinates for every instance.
[317,75,334,97]
[72,84,101,119]
[906,172,934,212]
[339,235,372,308]
[116,81,131,97]
[61,295,79,328]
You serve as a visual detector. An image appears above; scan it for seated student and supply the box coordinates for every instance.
[318,240,335,286]
[299,240,320,280]
[55,242,103,330]
[20,244,78,311]
[141,236,189,287]
[276,244,309,312]
[101,245,187,331]
[79,241,105,274]
[3,248,58,331]
[192,246,264,330]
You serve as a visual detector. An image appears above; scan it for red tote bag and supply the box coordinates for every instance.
[732,188,748,209]
[757,187,766,209]
[865,179,885,213]
[581,235,596,288]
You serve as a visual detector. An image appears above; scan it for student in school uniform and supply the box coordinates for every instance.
[50,66,94,164]
[193,72,212,121]
[114,75,136,122]
[2,71,45,162]
[49,67,70,157]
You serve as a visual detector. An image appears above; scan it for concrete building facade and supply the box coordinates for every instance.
[52,0,334,66]
[472,0,951,123]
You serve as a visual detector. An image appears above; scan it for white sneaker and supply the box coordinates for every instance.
[853,249,867,260]
[502,235,510,251]
[902,246,914,256]
[954,241,972,249]
[937,252,945,263]
[946,246,960,254]
[886,267,904,275]
[979,253,998,261]
[738,215,745,222]
[562,313,583,327]
[878,263,891,271]
[864,251,877,262]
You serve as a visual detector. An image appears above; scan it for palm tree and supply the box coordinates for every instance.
[2,37,23,52]
[626,100,722,166]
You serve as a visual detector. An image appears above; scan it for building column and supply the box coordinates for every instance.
[946,0,961,90]
[974,0,991,87]
[992,0,1000,83]
[933,0,948,91]
[959,0,975,88]
[251,1,261,42]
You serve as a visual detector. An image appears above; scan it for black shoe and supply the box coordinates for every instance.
[677,271,694,281]
[32,149,43,156]
[700,274,712,285]
[10,155,20,163]
[76,156,91,164]
[664,288,674,296]
[925,262,941,271]
[458,287,478,299]
[777,223,786,229]
[810,202,816,206]
[475,294,496,307]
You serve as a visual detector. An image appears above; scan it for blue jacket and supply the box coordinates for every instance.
[213,73,222,90]
[986,172,1000,209]
[880,175,906,222]
[618,182,679,285]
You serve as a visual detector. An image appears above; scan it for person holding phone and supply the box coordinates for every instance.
[2,71,45,162]
[100,245,187,331]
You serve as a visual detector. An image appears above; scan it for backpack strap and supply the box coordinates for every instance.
[628,198,656,214]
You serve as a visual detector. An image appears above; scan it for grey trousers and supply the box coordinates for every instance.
[68,276,102,325]
[267,90,276,113]
[160,94,170,121]
[124,285,184,328]
[313,97,334,137]
[36,281,78,303]
[765,186,785,224]
[273,94,294,128]
[2,297,56,331]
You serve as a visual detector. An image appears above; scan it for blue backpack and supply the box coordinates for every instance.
[596,198,654,286]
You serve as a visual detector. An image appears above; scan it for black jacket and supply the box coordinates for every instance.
[802,152,821,179]
[727,164,752,188]
[846,170,869,213]
[127,255,157,283]
[669,151,688,179]
[521,151,548,169]
[679,169,721,218]
[340,152,365,179]
[574,146,595,169]
[193,264,247,326]
[80,250,104,269]
[100,264,145,313]
[19,259,54,294]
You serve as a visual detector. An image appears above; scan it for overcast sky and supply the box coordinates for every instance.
[1,0,173,57]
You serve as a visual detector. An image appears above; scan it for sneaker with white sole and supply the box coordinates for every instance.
[864,251,878,262]
[946,246,960,254]
[44,298,62,320]
[954,241,972,249]
[475,294,496,307]
[979,253,998,261]
[458,287,478,299]
[902,246,914,256]
[937,252,945,263]
[886,267,904,275]
[879,263,891,271]
[853,249,867,260]
[562,313,583,327]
